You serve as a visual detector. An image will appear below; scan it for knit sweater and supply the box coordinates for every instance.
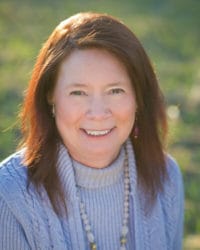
[0,140,184,250]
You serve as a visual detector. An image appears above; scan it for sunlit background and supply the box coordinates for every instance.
[0,0,199,249]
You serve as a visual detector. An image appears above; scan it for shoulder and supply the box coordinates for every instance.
[0,149,28,178]
[0,152,51,249]
[165,154,182,178]
[0,151,40,228]
[160,154,184,215]
[164,154,183,193]
[158,155,184,248]
[0,150,28,200]
[0,149,27,173]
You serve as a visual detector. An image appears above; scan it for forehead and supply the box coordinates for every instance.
[57,48,131,83]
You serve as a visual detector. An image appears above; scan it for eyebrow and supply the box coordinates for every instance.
[106,82,122,87]
[66,82,123,88]
[77,82,121,86]
[65,83,87,88]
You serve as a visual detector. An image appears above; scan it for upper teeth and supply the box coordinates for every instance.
[85,129,111,136]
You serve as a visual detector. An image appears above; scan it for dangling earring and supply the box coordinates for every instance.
[52,104,55,117]
[133,125,139,139]
[133,113,139,139]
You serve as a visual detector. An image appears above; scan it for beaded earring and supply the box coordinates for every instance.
[52,104,55,117]
[133,126,139,139]
[133,112,139,139]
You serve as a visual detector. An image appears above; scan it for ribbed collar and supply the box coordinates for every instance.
[72,147,125,189]
[56,139,137,200]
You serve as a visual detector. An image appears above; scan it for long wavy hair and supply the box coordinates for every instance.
[20,12,168,215]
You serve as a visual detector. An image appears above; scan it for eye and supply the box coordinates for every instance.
[109,88,125,94]
[69,90,87,96]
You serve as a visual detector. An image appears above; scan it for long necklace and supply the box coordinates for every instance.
[76,152,130,250]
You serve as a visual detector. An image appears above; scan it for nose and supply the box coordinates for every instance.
[86,96,112,120]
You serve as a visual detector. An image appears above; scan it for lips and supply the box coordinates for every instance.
[81,128,114,136]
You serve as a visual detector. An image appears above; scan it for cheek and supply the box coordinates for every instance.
[55,100,81,126]
[115,97,136,122]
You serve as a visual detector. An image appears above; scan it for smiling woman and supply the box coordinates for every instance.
[0,12,184,250]
[50,49,136,168]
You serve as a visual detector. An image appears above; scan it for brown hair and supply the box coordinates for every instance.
[20,12,168,214]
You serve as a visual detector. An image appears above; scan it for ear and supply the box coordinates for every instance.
[47,91,54,105]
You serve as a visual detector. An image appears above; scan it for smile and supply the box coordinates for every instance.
[84,129,112,136]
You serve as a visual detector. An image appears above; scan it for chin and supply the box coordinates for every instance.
[85,146,119,158]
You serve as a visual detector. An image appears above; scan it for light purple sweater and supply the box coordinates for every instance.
[0,140,184,249]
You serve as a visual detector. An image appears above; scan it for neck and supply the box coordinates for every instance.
[68,151,120,169]
[72,147,125,188]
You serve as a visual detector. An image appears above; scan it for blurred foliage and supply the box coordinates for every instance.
[0,0,200,247]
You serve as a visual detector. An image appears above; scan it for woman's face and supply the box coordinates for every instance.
[52,49,137,168]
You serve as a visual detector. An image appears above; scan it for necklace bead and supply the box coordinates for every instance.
[120,236,127,245]
[87,232,95,242]
[121,225,129,235]
[90,242,97,250]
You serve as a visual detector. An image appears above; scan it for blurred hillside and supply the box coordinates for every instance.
[0,0,200,248]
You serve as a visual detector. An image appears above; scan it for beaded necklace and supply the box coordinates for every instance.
[76,152,130,250]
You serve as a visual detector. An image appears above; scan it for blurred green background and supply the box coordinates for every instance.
[0,0,199,248]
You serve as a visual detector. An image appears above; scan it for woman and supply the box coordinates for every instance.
[0,12,184,250]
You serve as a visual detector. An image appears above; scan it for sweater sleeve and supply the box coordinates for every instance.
[0,197,31,250]
[172,165,184,250]
[166,156,184,250]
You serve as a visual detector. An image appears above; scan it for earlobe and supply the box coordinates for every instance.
[47,93,55,117]
[47,92,54,105]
